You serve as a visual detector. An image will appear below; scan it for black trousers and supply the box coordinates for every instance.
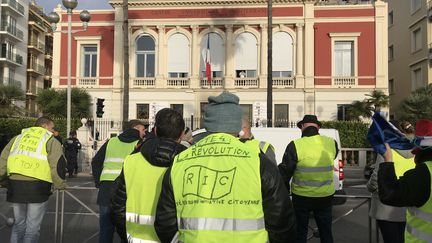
[377,219,405,243]
[294,205,333,243]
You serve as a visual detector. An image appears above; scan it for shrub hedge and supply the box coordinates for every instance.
[321,121,370,148]
[0,118,82,141]
[0,118,371,148]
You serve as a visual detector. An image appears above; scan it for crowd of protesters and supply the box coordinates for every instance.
[0,91,431,243]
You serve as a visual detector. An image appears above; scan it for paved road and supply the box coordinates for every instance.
[0,166,379,243]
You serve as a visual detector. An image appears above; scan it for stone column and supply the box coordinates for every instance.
[295,23,304,88]
[260,24,268,89]
[190,25,200,89]
[156,25,165,88]
[224,24,234,89]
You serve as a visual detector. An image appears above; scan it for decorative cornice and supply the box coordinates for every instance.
[109,0,314,7]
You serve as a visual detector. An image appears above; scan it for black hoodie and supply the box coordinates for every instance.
[92,128,142,206]
[110,136,186,241]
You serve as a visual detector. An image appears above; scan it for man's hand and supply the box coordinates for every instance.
[53,181,68,191]
[383,143,393,162]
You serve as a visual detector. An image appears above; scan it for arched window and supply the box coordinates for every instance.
[234,32,258,78]
[200,32,224,78]
[135,35,155,77]
[273,32,293,77]
[167,33,190,78]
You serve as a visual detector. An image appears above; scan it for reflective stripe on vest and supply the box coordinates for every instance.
[178,217,265,231]
[245,139,271,154]
[292,135,336,197]
[100,137,137,182]
[124,152,166,242]
[7,127,53,183]
[171,133,268,243]
[392,149,415,179]
[405,161,432,243]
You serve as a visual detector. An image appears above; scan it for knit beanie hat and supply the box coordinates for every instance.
[203,92,243,133]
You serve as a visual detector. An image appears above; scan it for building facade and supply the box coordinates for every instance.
[388,0,432,119]
[26,1,52,114]
[0,0,28,91]
[51,0,388,126]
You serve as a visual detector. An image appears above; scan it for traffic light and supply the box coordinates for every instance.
[96,98,105,118]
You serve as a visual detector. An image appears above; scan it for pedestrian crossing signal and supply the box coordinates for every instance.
[96,98,105,118]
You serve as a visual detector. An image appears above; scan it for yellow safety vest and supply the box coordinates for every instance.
[100,137,137,182]
[171,133,268,243]
[244,139,273,154]
[292,135,336,197]
[392,149,415,178]
[7,127,53,183]
[124,152,167,242]
[405,161,432,243]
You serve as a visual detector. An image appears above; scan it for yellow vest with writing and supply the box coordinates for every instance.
[171,133,268,243]
[7,127,53,183]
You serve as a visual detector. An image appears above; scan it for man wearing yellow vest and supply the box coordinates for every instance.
[367,121,416,243]
[379,119,432,243]
[239,117,277,165]
[155,92,296,243]
[92,120,146,243]
[0,116,66,243]
[279,114,338,243]
[111,108,187,242]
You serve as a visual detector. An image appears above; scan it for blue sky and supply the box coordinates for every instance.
[36,0,111,13]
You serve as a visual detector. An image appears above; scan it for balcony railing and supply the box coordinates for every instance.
[29,20,47,32]
[78,77,97,86]
[28,62,45,75]
[272,77,295,88]
[316,0,372,5]
[0,22,24,41]
[29,39,45,52]
[333,77,357,87]
[234,78,259,88]
[1,0,25,15]
[167,78,189,88]
[200,77,224,88]
[132,77,155,87]
[0,52,22,65]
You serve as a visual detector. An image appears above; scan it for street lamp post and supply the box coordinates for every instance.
[47,0,90,137]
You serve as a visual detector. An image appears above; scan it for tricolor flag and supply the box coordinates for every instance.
[205,34,212,86]
[367,112,414,155]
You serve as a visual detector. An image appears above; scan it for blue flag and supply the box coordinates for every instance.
[367,113,414,155]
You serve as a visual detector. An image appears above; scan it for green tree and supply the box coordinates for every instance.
[36,88,91,118]
[398,84,432,123]
[365,90,389,112]
[0,84,25,117]
[346,100,373,121]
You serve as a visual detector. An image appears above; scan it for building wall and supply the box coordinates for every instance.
[51,0,388,124]
[388,0,431,118]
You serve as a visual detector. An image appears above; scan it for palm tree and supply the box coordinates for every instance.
[346,100,373,121]
[399,84,432,122]
[0,84,25,117]
[365,90,389,112]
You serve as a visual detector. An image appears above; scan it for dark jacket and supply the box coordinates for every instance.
[154,136,297,243]
[92,128,142,206]
[110,137,186,241]
[0,135,66,203]
[378,148,432,207]
[64,137,81,160]
[278,126,339,209]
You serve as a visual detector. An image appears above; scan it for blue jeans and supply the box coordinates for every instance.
[99,205,114,243]
[294,205,334,243]
[10,201,48,243]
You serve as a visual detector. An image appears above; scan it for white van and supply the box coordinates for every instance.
[251,128,344,193]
